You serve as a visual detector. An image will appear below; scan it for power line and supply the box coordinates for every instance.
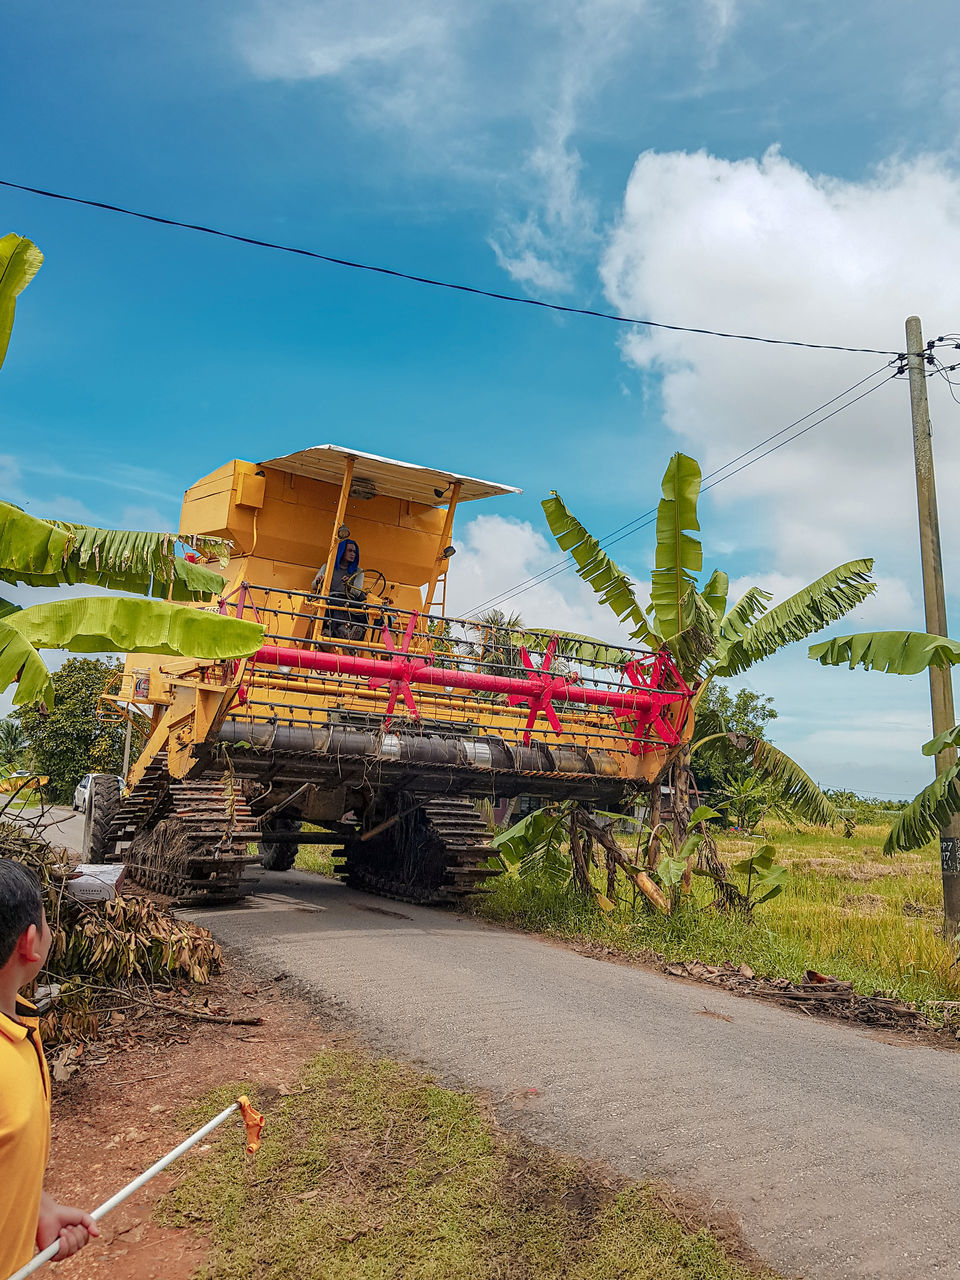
[466,363,898,615]
[0,177,904,357]
[498,371,896,611]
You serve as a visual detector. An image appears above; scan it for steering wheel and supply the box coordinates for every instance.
[346,568,387,597]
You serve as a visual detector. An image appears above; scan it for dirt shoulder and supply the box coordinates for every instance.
[45,970,334,1280]
[44,959,773,1280]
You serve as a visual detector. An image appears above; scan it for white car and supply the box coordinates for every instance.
[72,775,93,811]
[73,774,126,812]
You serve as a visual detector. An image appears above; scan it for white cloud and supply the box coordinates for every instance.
[238,0,450,81]
[233,1,738,292]
[445,512,638,642]
[601,148,960,596]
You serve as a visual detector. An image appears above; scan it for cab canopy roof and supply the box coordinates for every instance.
[258,444,521,506]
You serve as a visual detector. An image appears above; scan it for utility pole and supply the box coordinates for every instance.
[905,315,960,933]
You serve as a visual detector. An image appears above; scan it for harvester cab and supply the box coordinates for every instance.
[90,445,693,906]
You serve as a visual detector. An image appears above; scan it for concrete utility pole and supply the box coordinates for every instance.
[905,315,960,933]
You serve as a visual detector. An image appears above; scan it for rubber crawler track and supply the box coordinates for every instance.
[103,762,260,905]
[343,796,499,906]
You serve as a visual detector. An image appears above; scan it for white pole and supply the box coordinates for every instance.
[5,1102,240,1280]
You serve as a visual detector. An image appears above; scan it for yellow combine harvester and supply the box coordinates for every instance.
[86,446,693,905]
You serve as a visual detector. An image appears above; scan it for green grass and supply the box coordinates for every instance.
[160,1049,776,1280]
[477,822,960,1006]
[294,824,342,877]
[0,794,41,812]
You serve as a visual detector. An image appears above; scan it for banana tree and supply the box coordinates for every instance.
[542,452,876,841]
[809,631,960,853]
[0,503,263,708]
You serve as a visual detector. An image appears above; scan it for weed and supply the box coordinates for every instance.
[294,824,343,877]
[477,822,959,1004]
[160,1050,777,1279]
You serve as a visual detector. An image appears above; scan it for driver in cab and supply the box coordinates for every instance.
[312,538,364,640]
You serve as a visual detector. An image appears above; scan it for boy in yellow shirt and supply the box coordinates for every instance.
[0,859,98,1276]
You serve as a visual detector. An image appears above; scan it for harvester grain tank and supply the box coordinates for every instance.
[88,446,693,904]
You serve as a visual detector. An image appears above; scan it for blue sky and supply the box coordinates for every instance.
[4,0,960,796]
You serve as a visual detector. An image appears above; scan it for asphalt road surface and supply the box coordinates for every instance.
[43,809,957,1279]
[171,867,958,1280]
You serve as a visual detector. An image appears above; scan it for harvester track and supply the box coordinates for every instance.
[104,761,261,905]
[343,795,498,906]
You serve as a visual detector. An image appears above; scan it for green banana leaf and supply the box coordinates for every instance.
[0,503,227,598]
[718,585,773,651]
[669,589,719,674]
[0,597,264,707]
[517,628,634,668]
[733,733,844,828]
[0,234,43,370]
[0,623,55,706]
[717,559,875,677]
[923,724,960,757]
[718,586,772,649]
[884,764,960,853]
[541,493,657,644]
[809,629,960,674]
[650,453,703,642]
[701,569,729,621]
[0,502,71,582]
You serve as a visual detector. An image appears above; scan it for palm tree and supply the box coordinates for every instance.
[541,452,876,841]
[471,609,526,680]
[0,717,28,768]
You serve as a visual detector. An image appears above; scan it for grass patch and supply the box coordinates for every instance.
[160,1049,776,1279]
[295,824,343,877]
[477,822,960,1005]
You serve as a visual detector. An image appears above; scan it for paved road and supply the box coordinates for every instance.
[34,805,86,852]
[174,868,960,1280]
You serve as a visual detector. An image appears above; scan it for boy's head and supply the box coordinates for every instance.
[0,859,51,984]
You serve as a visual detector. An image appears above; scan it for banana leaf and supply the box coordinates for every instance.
[0,622,55,706]
[668,589,719,673]
[718,559,875,677]
[885,764,960,853]
[718,586,772,648]
[734,734,844,828]
[0,502,71,582]
[809,629,960,674]
[0,503,227,598]
[923,723,960,757]
[0,234,43,370]
[541,493,657,644]
[701,569,729,621]
[649,453,703,642]
[0,597,264,707]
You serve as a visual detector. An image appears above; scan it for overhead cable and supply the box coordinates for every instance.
[0,177,904,356]
[467,366,898,615]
